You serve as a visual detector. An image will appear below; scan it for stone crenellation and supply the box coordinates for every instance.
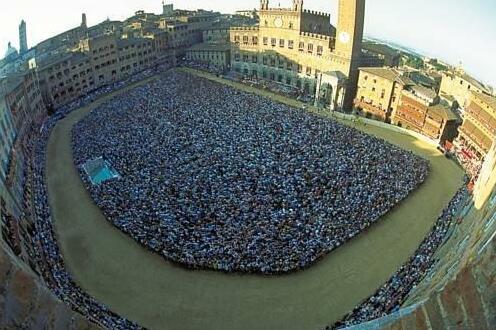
[302,9,330,17]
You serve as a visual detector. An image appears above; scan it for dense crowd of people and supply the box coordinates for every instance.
[72,71,429,274]
[17,65,173,328]
[331,186,469,329]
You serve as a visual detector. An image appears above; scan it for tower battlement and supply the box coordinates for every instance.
[302,9,330,18]
[231,26,260,32]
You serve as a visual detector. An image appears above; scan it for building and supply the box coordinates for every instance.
[0,98,16,183]
[37,33,158,109]
[230,0,365,110]
[393,85,459,143]
[359,49,385,68]
[162,2,174,16]
[354,67,412,122]
[19,20,28,55]
[439,69,490,110]
[158,19,203,56]
[203,26,231,44]
[0,70,46,215]
[186,43,231,70]
[406,71,442,93]
[362,41,400,67]
[455,91,496,164]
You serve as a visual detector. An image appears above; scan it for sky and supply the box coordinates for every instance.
[1,0,495,87]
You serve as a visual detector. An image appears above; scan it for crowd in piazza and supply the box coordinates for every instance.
[72,71,429,274]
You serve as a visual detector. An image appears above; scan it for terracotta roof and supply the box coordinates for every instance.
[428,103,458,121]
[359,67,398,82]
[410,84,438,101]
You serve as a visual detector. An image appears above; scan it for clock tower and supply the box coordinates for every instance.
[335,0,366,109]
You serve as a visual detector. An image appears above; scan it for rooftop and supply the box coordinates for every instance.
[359,67,413,85]
[37,52,87,70]
[410,84,438,101]
[428,103,459,121]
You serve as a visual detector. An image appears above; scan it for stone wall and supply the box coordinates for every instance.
[0,242,97,329]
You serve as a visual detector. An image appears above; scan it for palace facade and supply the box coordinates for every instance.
[229,0,365,109]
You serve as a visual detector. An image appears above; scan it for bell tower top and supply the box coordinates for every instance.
[292,0,303,12]
[260,0,269,11]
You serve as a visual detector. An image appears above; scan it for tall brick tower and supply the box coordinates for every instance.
[334,0,366,110]
[19,20,28,54]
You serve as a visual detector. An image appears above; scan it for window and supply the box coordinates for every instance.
[307,43,313,53]
[252,36,258,45]
[381,89,385,99]
[306,67,312,76]
[243,54,249,62]
[278,59,284,69]
[252,55,258,63]
[286,62,292,71]
[288,40,294,49]
[243,36,249,45]
[270,57,276,67]
[263,56,268,65]
[234,35,240,44]
[271,38,277,47]
[279,39,285,48]
[234,53,240,61]
[297,64,302,73]
[298,41,304,52]
[263,37,268,45]
[317,45,323,56]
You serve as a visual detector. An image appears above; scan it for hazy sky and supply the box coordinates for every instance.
[1,0,495,87]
